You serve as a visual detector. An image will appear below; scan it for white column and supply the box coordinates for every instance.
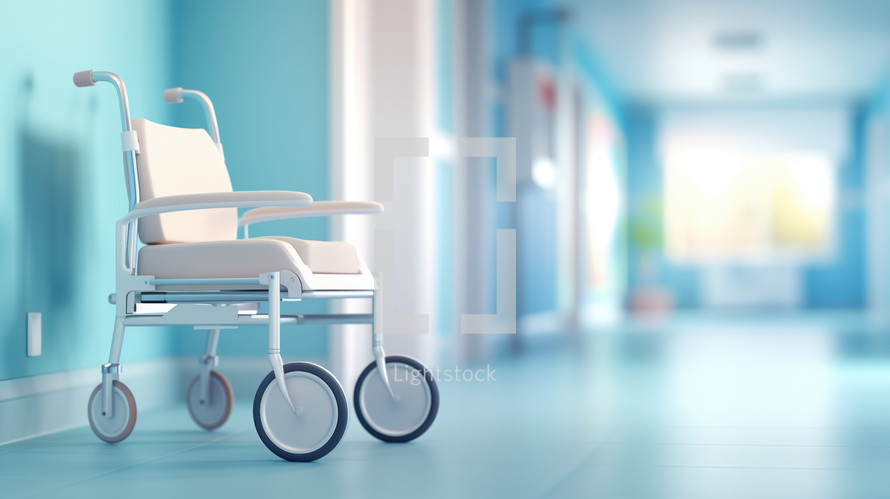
[330,0,437,393]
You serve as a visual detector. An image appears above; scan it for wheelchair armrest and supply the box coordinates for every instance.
[238,200,383,227]
[121,191,313,223]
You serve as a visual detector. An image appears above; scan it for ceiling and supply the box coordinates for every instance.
[560,0,890,104]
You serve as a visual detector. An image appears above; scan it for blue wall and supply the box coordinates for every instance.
[803,106,866,308]
[0,0,177,380]
[0,0,332,381]
[491,0,628,318]
[169,0,331,358]
[863,73,890,311]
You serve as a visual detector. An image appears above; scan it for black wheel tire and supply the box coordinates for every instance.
[354,355,439,443]
[253,362,348,462]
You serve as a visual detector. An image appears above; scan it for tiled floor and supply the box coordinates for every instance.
[4,314,890,498]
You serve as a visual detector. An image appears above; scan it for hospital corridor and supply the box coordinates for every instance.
[3,1,890,498]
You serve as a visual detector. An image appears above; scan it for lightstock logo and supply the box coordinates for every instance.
[393,363,498,386]
[373,137,517,336]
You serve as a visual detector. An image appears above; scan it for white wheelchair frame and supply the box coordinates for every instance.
[73,70,435,461]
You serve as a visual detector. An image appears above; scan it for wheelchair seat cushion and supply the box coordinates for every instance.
[138,237,360,279]
[258,237,359,274]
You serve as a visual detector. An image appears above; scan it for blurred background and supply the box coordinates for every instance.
[5,0,890,497]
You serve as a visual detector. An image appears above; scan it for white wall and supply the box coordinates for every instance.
[329,0,438,391]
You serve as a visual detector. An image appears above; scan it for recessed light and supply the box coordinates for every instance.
[713,30,763,52]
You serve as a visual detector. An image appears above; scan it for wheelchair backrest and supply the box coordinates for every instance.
[131,118,237,244]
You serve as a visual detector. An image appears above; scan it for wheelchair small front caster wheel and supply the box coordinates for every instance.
[253,362,347,462]
[187,370,233,430]
[88,380,137,443]
[354,355,439,442]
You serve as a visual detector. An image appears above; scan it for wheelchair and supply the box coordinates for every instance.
[73,70,439,461]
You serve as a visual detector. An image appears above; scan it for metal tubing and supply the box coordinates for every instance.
[269,273,280,352]
[149,278,262,286]
[102,369,113,417]
[101,363,121,418]
[125,221,138,272]
[291,313,374,325]
[199,361,210,404]
[267,273,298,414]
[200,327,222,403]
[301,290,375,299]
[102,316,126,418]
[91,72,132,135]
[234,313,374,325]
[108,318,125,364]
[371,313,396,400]
[370,282,395,399]
[199,328,221,404]
[89,71,140,270]
[140,291,269,303]
[180,90,223,156]
[122,312,374,327]
[138,290,373,303]
[205,328,221,357]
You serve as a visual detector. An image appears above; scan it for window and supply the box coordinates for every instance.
[664,149,834,262]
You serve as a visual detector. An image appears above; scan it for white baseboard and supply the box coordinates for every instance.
[0,355,325,446]
[0,358,187,446]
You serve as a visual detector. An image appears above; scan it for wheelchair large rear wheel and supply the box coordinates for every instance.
[253,362,347,462]
[354,356,439,443]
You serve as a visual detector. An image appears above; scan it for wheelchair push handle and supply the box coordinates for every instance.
[163,87,184,103]
[70,70,140,213]
[73,70,96,87]
[163,87,223,155]
[71,70,132,131]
